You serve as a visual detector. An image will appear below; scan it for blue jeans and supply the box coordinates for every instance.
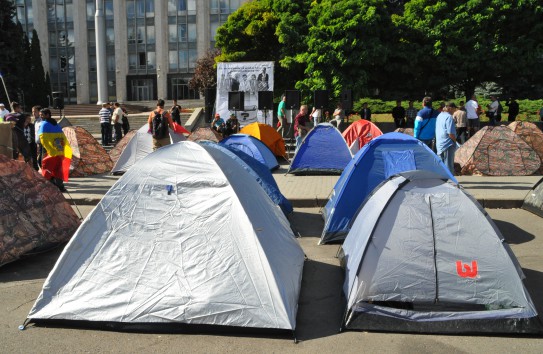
[440,144,456,176]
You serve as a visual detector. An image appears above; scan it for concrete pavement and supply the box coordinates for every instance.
[1,159,543,353]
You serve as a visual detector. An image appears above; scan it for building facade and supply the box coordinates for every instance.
[14,0,242,104]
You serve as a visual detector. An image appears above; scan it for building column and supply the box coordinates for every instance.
[72,2,89,104]
[155,1,168,100]
[95,0,108,104]
[113,1,128,103]
[196,1,210,59]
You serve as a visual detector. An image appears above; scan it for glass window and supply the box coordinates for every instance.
[188,23,196,42]
[147,25,155,44]
[189,49,197,68]
[178,50,187,69]
[147,51,156,69]
[49,55,58,73]
[88,29,96,45]
[58,30,67,46]
[127,1,135,18]
[27,6,33,25]
[56,4,64,22]
[17,6,25,24]
[105,1,113,20]
[47,4,55,22]
[49,31,57,47]
[220,0,228,11]
[137,26,145,44]
[65,3,73,22]
[146,0,154,18]
[129,54,137,69]
[89,55,96,71]
[106,28,115,45]
[210,22,219,41]
[168,0,177,15]
[168,24,177,42]
[187,0,196,14]
[169,50,178,70]
[87,1,95,21]
[138,52,146,67]
[68,56,75,73]
[210,0,219,12]
[107,54,115,71]
[67,29,74,45]
[178,24,187,42]
[136,0,144,18]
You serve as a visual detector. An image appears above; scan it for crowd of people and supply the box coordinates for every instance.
[97,102,130,147]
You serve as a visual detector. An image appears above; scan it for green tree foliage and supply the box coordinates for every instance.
[0,1,19,106]
[189,49,221,94]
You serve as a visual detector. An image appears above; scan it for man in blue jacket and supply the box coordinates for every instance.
[414,96,439,151]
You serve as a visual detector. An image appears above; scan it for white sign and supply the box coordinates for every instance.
[216,61,274,127]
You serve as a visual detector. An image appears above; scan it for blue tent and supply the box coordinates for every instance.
[200,141,293,215]
[320,132,457,244]
[288,123,352,175]
[220,134,279,171]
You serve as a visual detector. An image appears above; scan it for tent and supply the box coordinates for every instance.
[109,129,137,165]
[342,119,383,155]
[523,177,543,218]
[320,132,456,244]
[62,126,113,177]
[507,121,543,174]
[25,141,304,332]
[455,126,541,176]
[240,122,287,158]
[187,127,222,143]
[288,123,352,175]
[0,155,80,267]
[340,170,542,334]
[0,122,13,158]
[220,134,279,171]
[200,141,293,215]
[110,124,186,175]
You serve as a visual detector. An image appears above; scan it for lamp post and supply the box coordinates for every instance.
[95,0,108,104]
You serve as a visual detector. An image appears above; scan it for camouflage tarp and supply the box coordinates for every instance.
[188,127,223,143]
[109,129,137,165]
[0,122,13,158]
[63,126,113,177]
[394,127,414,136]
[0,155,80,266]
[455,126,541,176]
[507,121,543,174]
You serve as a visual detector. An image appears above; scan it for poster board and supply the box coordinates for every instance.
[216,61,274,127]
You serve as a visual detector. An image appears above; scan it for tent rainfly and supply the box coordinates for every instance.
[62,126,113,177]
[340,170,542,334]
[342,119,383,155]
[288,123,352,175]
[25,141,304,333]
[240,122,287,158]
[220,134,279,171]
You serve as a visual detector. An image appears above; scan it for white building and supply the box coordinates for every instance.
[14,0,243,104]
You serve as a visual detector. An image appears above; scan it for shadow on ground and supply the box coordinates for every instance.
[295,259,344,341]
[523,268,543,316]
[493,219,535,244]
[0,247,63,283]
[289,209,324,238]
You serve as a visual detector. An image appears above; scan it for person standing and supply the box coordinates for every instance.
[121,104,130,135]
[112,102,123,144]
[148,99,175,151]
[98,103,111,146]
[392,100,406,128]
[453,101,468,144]
[487,95,499,126]
[505,98,519,122]
[465,94,480,138]
[32,105,44,169]
[0,103,9,121]
[405,100,418,128]
[277,94,287,137]
[38,108,72,192]
[332,103,345,129]
[310,106,321,127]
[257,67,269,91]
[23,114,38,170]
[294,104,310,151]
[361,103,371,121]
[170,99,182,125]
[414,96,438,151]
[435,102,458,175]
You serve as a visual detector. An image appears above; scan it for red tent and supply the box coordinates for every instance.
[342,120,383,154]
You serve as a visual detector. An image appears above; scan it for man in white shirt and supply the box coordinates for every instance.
[310,107,321,127]
[487,95,499,126]
[0,103,9,121]
[465,95,480,138]
[112,102,123,144]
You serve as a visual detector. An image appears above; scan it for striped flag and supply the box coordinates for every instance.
[38,121,72,182]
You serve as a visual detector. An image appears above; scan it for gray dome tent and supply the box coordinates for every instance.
[25,141,304,332]
[340,170,542,334]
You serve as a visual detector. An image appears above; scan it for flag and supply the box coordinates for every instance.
[38,121,72,182]
[172,122,190,135]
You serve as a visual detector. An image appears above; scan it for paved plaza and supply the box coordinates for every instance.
[1,164,543,353]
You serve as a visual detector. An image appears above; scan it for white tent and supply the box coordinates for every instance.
[111,124,186,175]
[340,170,541,334]
[26,141,304,332]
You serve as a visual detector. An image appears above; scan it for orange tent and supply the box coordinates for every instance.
[342,120,383,154]
[240,122,286,158]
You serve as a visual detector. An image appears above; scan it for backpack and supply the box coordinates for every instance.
[152,111,168,139]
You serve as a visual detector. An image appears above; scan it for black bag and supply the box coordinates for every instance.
[152,111,168,139]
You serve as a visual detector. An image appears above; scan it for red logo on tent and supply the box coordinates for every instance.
[456,260,478,278]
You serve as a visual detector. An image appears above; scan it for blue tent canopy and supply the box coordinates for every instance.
[320,132,457,244]
[220,134,279,171]
[200,141,293,215]
[288,123,352,175]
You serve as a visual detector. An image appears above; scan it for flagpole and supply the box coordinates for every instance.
[0,73,12,110]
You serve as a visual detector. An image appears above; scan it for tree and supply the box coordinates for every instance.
[0,1,19,106]
[189,49,221,94]
[29,29,49,108]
